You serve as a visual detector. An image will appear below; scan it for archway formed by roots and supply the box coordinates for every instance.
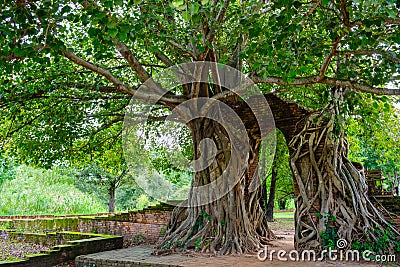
[158,93,399,254]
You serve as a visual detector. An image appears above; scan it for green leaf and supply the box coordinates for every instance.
[117,31,127,41]
[383,103,390,112]
[172,0,185,10]
[96,12,106,19]
[108,28,118,37]
[321,0,329,7]
[12,47,25,57]
[104,1,113,8]
[182,11,190,22]
[119,25,130,34]
[387,8,397,19]
[61,5,71,14]
[87,27,98,37]
[372,102,379,109]
[107,20,117,29]
[293,1,302,9]
[201,0,209,5]
[190,3,200,14]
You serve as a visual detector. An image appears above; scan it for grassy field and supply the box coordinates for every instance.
[268,211,295,231]
[273,211,295,219]
[0,165,106,215]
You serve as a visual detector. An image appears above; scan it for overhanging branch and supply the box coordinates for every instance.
[252,75,400,95]
[63,50,184,105]
[115,42,151,82]
[335,50,400,64]
[319,37,341,79]
[153,51,174,67]
[167,39,197,59]
[321,77,400,95]
[92,117,124,136]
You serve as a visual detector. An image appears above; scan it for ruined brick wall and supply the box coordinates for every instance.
[372,196,400,231]
[77,220,166,245]
[0,231,123,267]
[0,206,173,246]
[263,94,310,143]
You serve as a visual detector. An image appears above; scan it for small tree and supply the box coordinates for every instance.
[79,163,126,213]
[264,130,293,221]
[0,155,16,188]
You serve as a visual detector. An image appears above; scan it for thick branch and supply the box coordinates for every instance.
[92,117,124,136]
[115,42,151,82]
[64,50,136,95]
[205,0,230,43]
[385,18,400,25]
[63,50,184,104]
[190,63,206,98]
[252,75,400,95]
[0,53,26,61]
[321,77,400,95]
[86,112,125,118]
[153,51,174,67]
[319,37,341,79]
[60,83,121,94]
[168,39,197,59]
[335,50,400,64]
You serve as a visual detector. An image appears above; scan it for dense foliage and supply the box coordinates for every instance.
[0,0,398,165]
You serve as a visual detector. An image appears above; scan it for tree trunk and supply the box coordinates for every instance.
[157,117,273,254]
[108,184,116,213]
[260,178,268,218]
[278,199,287,210]
[289,88,399,252]
[266,161,277,222]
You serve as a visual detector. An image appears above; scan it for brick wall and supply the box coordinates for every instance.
[372,196,400,231]
[77,220,166,245]
[0,231,123,267]
[0,204,173,247]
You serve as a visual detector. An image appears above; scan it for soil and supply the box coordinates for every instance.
[0,239,50,262]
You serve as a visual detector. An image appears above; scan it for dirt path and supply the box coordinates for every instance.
[75,230,395,267]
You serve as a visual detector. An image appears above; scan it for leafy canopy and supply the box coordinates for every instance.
[0,0,399,166]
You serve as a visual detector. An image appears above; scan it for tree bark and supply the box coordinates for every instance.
[395,169,399,196]
[157,117,273,254]
[108,184,116,213]
[266,161,277,222]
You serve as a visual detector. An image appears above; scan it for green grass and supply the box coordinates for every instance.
[0,165,106,215]
[273,211,294,219]
[268,211,295,231]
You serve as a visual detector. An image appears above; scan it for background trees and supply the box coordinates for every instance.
[263,130,293,221]
[0,165,105,215]
[0,155,16,188]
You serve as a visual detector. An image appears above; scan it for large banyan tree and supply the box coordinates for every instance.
[1,0,399,254]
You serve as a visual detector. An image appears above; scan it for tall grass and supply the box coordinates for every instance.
[0,165,106,215]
